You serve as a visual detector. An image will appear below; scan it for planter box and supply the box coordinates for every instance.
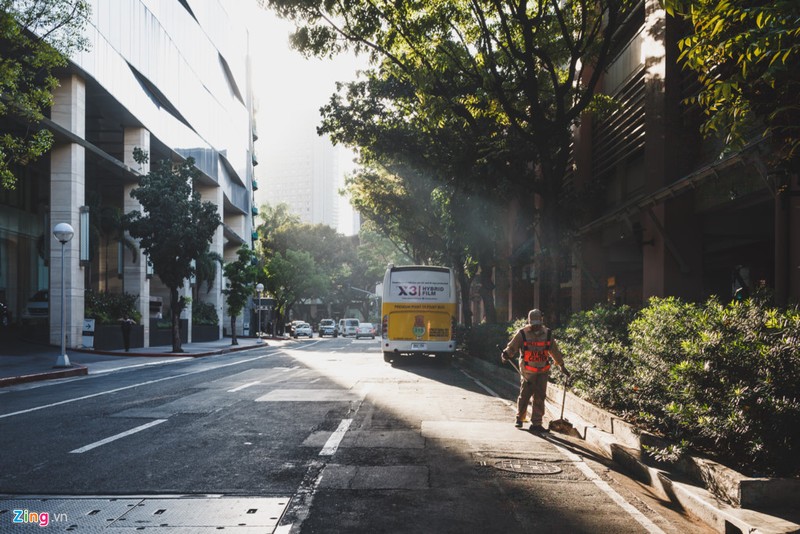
[149,318,188,347]
[192,324,220,342]
[92,323,144,351]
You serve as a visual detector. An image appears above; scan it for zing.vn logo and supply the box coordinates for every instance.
[12,509,63,527]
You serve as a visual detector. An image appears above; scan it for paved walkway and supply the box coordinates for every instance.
[0,333,288,387]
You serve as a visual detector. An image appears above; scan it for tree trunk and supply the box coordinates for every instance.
[478,253,497,324]
[537,139,570,327]
[456,265,473,328]
[230,314,238,345]
[170,287,183,353]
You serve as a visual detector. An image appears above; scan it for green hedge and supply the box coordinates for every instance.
[460,322,513,366]
[192,301,219,326]
[557,297,800,476]
[84,290,141,325]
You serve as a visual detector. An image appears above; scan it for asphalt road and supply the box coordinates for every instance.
[0,336,713,533]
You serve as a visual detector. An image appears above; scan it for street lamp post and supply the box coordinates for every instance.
[53,223,74,368]
[256,283,264,344]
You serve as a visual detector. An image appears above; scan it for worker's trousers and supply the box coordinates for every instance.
[517,370,549,425]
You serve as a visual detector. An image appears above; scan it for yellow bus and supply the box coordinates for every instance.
[381,264,457,364]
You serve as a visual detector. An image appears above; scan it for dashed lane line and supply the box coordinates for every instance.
[0,354,272,420]
[319,419,352,456]
[70,419,168,454]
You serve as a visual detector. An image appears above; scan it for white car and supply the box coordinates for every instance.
[355,322,376,339]
[339,318,360,337]
[294,323,313,338]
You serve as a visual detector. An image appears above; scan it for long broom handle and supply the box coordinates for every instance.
[559,375,568,420]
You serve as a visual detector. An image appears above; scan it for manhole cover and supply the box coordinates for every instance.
[493,459,563,475]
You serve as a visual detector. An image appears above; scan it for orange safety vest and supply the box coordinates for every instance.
[520,329,552,373]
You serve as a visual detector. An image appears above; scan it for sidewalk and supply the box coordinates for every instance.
[0,334,285,388]
[458,355,800,534]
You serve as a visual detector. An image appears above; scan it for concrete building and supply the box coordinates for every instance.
[501,0,799,321]
[259,115,340,229]
[0,0,257,348]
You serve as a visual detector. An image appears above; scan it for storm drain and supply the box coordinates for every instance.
[493,459,563,475]
[0,496,290,531]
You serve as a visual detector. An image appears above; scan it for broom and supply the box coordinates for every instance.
[548,373,576,435]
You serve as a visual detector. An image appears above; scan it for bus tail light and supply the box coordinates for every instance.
[382,314,388,339]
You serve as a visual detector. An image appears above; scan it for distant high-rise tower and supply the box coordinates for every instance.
[261,118,340,229]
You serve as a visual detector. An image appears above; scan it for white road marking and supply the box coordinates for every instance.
[70,419,167,453]
[460,369,505,400]
[90,358,193,374]
[459,368,667,534]
[227,380,261,392]
[292,340,323,349]
[319,419,352,456]
[558,446,667,534]
[0,354,272,420]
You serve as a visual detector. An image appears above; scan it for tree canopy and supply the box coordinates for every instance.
[0,0,89,189]
[255,202,396,323]
[665,0,800,169]
[266,0,635,323]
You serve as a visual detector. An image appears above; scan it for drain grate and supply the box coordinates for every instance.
[493,459,563,475]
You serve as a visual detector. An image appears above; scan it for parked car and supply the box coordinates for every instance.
[355,322,376,339]
[294,322,313,338]
[339,318,360,337]
[318,318,338,337]
[22,290,48,324]
[0,301,10,327]
[287,320,305,336]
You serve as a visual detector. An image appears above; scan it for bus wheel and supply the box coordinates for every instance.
[383,351,393,363]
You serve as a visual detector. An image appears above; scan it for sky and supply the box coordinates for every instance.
[237,1,367,235]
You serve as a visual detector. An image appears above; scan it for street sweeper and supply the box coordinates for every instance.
[501,308,571,433]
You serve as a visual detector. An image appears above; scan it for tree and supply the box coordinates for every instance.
[665,0,800,169]
[264,249,327,325]
[357,224,413,280]
[319,64,511,324]
[347,164,446,266]
[256,201,300,252]
[0,0,90,189]
[193,249,223,300]
[267,0,633,324]
[125,153,221,352]
[222,245,257,345]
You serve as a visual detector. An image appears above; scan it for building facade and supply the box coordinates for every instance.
[501,0,799,322]
[0,0,258,347]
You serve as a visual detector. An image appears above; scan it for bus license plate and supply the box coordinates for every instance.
[411,343,426,350]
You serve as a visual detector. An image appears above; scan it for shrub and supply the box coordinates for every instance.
[627,297,704,431]
[653,298,799,475]
[627,296,800,476]
[462,322,513,366]
[557,303,636,412]
[84,290,141,325]
[192,301,219,326]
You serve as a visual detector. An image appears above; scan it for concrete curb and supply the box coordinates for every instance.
[457,354,800,534]
[71,342,267,359]
[0,364,88,387]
